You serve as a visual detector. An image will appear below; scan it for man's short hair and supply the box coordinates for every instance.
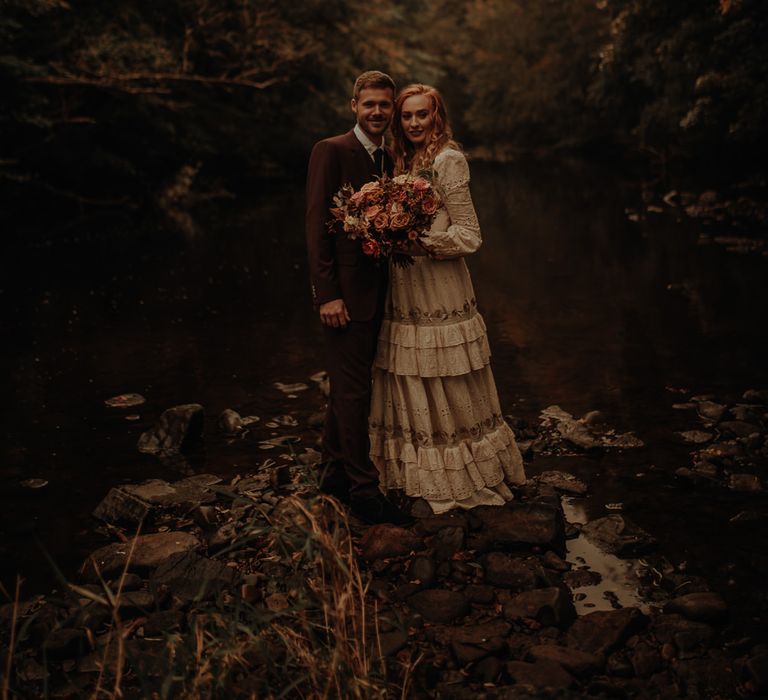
[352,70,396,100]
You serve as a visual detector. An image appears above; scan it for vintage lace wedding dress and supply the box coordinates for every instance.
[368,148,526,514]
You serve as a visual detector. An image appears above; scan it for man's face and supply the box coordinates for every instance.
[351,87,394,142]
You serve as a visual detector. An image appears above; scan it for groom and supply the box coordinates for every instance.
[305,70,410,526]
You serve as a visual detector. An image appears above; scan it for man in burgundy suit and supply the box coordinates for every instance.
[305,70,410,526]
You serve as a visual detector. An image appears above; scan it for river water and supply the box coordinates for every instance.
[2,159,767,637]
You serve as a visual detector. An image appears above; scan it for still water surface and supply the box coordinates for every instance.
[2,159,767,633]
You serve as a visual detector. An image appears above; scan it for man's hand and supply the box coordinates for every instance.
[319,298,351,328]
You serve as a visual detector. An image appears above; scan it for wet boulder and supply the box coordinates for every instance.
[433,526,465,561]
[449,620,510,666]
[581,515,657,556]
[484,552,546,590]
[566,607,647,657]
[137,403,204,455]
[527,644,603,678]
[503,587,576,628]
[82,531,199,579]
[407,589,469,624]
[537,470,588,495]
[92,487,151,525]
[664,592,728,624]
[473,502,566,555]
[359,524,423,560]
[151,550,236,603]
[506,659,576,691]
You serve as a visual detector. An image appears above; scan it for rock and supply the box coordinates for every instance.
[506,659,576,690]
[433,526,465,561]
[473,503,566,554]
[417,512,469,534]
[503,587,576,629]
[650,614,714,655]
[692,461,720,479]
[112,590,155,617]
[92,487,151,525]
[42,629,89,660]
[540,405,599,449]
[464,584,495,604]
[743,652,768,695]
[105,393,146,408]
[664,592,728,623]
[719,420,761,438]
[143,609,184,637]
[698,441,745,462]
[743,389,768,404]
[108,573,144,591]
[564,569,602,588]
[566,607,647,656]
[581,515,656,556]
[359,524,422,560]
[218,409,243,433]
[407,589,469,624]
[378,630,408,658]
[484,552,545,590]
[137,403,204,455]
[451,619,511,645]
[409,556,436,587]
[307,411,325,429]
[543,551,571,572]
[537,470,588,495]
[151,550,236,603]
[629,640,662,678]
[450,620,509,666]
[273,382,309,394]
[678,430,713,444]
[527,644,603,677]
[729,473,763,492]
[473,656,502,684]
[451,637,507,666]
[83,531,199,579]
[696,401,726,422]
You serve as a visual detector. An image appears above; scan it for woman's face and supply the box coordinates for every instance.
[400,94,433,147]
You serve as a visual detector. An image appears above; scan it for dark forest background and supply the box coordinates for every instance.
[1,0,767,222]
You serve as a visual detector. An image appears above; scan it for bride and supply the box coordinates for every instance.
[368,84,526,515]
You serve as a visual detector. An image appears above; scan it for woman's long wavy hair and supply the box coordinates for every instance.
[391,84,461,175]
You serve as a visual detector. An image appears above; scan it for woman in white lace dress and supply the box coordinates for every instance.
[368,84,526,514]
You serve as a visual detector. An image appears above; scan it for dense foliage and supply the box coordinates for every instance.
[1,0,766,212]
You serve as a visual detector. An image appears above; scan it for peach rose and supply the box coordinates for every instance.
[413,178,430,192]
[390,189,407,203]
[373,212,389,231]
[390,212,411,229]
[364,205,381,219]
[350,190,365,205]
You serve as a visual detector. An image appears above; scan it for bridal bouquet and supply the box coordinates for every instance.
[328,174,440,266]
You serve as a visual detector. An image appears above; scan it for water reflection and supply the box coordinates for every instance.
[1,158,767,601]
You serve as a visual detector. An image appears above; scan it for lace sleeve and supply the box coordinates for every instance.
[421,149,482,258]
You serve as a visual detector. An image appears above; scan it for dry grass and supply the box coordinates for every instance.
[1,493,419,699]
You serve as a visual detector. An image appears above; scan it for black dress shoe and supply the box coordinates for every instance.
[349,493,413,526]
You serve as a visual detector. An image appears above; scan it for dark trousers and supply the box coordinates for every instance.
[320,315,383,498]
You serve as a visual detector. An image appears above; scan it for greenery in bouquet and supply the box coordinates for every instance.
[328,173,441,267]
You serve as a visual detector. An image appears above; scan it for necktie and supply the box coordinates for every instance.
[373,147,384,177]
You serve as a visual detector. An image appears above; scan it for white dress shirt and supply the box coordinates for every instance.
[353,123,384,161]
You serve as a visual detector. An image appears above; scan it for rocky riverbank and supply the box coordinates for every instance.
[2,386,768,698]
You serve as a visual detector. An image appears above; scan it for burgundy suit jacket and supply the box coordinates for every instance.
[305,130,392,322]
